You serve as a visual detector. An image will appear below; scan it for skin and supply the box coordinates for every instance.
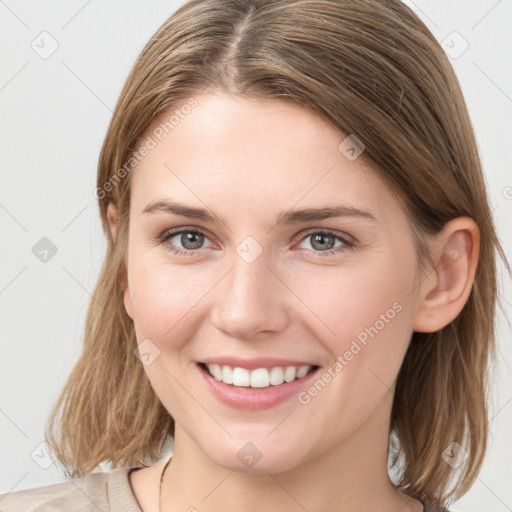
[107,91,480,512]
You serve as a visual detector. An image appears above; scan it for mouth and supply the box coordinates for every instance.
[198,362,320,388]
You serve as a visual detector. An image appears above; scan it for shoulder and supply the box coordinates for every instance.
[0,466,143,512]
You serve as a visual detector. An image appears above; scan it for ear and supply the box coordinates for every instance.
[106,202,134,320]
[413,217,480,333]
[107,202,119,244]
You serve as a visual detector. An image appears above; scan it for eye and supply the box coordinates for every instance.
[156,227,356,258]
[295,229,355,256]
[156,228,213,256]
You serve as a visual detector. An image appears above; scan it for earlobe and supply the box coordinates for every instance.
[124,287,134,320]
[107,202,119,244]
[413,218,480,333]
[107,202,134,319]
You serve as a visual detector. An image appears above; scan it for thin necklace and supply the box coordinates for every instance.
[158,455,173,512]
[157,456,425,512]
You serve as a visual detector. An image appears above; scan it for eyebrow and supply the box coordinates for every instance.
[142,200,378,225]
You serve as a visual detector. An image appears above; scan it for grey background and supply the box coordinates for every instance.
[0,1,511,511]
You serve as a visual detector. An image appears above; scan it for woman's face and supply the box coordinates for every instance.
[120,91,425,473]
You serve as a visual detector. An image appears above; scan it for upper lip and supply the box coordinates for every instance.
[200,357,318,370]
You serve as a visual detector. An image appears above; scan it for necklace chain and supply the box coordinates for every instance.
[157,454,425,512]
[159,455,173,512]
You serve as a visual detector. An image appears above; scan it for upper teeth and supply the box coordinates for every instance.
[205,364,313,388]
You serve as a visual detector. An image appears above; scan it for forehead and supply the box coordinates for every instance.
[129,92,400,226]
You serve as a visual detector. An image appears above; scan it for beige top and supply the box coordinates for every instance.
[0,465,451,512]
[0,466,145,512]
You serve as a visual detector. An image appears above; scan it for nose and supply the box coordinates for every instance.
[210,247,290,340]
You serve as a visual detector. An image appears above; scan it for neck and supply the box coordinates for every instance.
[161,394,421,512]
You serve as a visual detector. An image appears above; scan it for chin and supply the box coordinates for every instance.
[202,437,309,475]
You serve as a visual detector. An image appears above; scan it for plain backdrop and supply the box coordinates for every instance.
[0,1,511,511]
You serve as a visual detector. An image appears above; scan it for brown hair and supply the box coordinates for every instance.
[45,0,509,506]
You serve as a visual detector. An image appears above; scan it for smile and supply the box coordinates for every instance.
[203,363,317,388]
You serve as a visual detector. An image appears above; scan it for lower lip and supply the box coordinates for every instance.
[197,363,320,410]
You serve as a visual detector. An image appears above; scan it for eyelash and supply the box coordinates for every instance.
[155,227,356,258]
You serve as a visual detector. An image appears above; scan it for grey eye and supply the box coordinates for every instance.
[175,231,205,250]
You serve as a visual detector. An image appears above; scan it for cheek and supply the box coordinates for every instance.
[290,261,416,435]
[127,235,417,361]
[126,256,213,346]
[296,250,417,366]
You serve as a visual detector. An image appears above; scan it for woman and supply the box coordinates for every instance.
[1,0,507,511]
